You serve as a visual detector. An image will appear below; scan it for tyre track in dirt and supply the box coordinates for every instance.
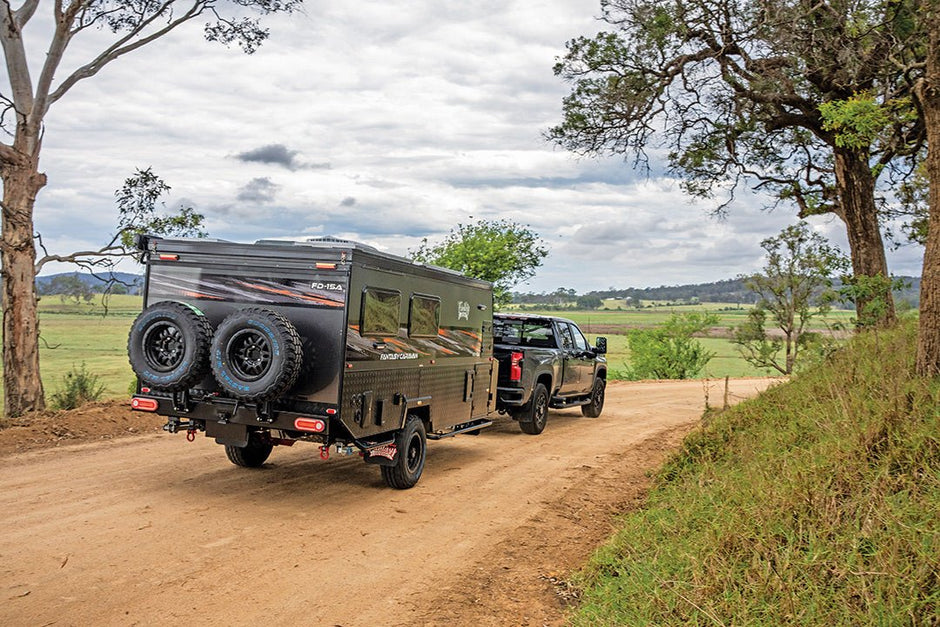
[0,378,777,626]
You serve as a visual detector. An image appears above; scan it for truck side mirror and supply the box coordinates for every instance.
[595,337,607,354]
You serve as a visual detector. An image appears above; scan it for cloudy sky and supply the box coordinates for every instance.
[11,0,925,292]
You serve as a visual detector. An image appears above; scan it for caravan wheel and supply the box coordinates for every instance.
[210,308,303,402]
[127,301,212,391]
[225,432,274,468]
[381,415,427,489]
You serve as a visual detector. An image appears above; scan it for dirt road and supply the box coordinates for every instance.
[0,379,776,626]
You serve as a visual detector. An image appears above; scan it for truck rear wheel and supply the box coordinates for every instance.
[381,415,427,489]
[516,382,549,435]
[224,432,273,468]
[128,301,212,391]
[582,377,606,418]
[210,307,303,402]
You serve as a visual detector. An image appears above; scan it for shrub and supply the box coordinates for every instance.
[50,362,106,410]
[624,312,718,380]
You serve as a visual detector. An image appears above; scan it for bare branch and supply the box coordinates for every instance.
[34,227,128,274]
[13,0,39,28]
[49,1,207,104]
[0,0,35,115]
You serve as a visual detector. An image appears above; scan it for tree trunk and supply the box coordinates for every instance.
[832,146,897,326]
[916,6,940,378]
[1,162,46,417]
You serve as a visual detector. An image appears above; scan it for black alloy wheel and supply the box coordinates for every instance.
[143,321,185,372]
[227,328,273,382]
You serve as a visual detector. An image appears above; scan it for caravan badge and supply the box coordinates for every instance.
[457,301,471,320]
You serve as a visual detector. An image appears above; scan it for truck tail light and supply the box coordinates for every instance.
[131,397,158,412]
[510,351,523,382]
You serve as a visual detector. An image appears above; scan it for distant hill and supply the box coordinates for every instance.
[36,271,143,296]
[513,276,922,308]
[31,271,922,307]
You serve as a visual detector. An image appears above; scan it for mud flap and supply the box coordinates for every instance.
[362,443,398,467]
[206,421,249,447]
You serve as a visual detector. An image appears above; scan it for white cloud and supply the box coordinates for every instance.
[14,0,924,291]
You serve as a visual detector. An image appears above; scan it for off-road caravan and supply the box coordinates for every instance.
[128,236,497,488]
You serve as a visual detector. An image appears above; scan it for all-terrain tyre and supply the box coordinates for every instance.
[381,414,427,489]
[581,377,606,418]
[127,301,212,391]
[210,307,303,402]
[224,432,274,468]
[516,382,549,435]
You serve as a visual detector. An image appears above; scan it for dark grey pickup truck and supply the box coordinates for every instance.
[492,313,607,434]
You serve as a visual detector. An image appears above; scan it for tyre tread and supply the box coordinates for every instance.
[211,307,303,402]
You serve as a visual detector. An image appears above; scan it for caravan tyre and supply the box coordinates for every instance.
[225,432,274,468]
[210,307,303,402]
[381,415,427,489]
[128,301,212,391]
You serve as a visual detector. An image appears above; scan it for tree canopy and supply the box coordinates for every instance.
[0,0,299,416]
[733,221,848,374]
[410,219,549,307]
[550,0,929,324]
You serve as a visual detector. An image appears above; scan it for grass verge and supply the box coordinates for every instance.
[570,321,939,625]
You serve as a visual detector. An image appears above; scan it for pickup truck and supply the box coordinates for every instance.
[492,313,607,434]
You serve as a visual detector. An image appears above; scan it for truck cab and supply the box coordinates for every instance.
[492,314,607,435]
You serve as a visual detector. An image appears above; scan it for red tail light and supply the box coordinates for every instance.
[131,397,158,411]
[510,351,523,382]
[294,418,326,433]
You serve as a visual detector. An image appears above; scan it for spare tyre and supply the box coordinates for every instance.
[210,307,303,402]
[128,301,212,391]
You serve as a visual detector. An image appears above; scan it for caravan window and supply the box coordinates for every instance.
[410,295,441,337]
[362,288,401,336]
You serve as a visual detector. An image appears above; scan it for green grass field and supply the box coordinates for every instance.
[0,295,143,409]
[0,297,808,411]
[507,303,856,331]
[587,333,775,379]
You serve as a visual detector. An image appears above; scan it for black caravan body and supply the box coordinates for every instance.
[129,235,497,488]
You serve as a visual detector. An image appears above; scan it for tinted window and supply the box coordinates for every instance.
[494,319,521,344]
[568,323,588,350]
[362,288,401,336]
[493,319,555,348]
[410,295,441,337]
[558,324,574,349]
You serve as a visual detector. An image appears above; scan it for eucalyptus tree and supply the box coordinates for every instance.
[733,222,848,375]
[0,0,299,417]
[551,0,926,327]
[914,1,940,376]
[410,219,549,307]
